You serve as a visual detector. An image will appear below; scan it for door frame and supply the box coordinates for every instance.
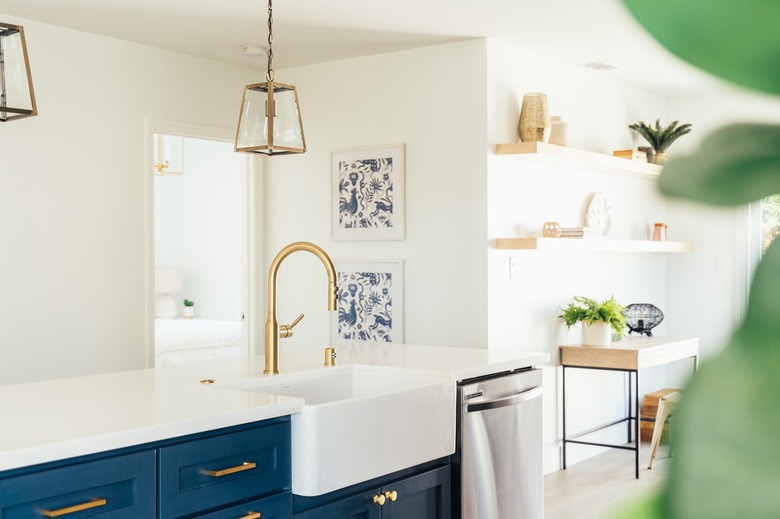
[144,117,261,367]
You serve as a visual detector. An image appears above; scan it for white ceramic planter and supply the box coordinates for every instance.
[582,321,611,346]
[183,307,195,319]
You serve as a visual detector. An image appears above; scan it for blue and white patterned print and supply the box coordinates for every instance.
[337,271,393,342]
[338,157,394,229]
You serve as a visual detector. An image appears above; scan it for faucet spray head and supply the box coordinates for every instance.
[328,281,338,311]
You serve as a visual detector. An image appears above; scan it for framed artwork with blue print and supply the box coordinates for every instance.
[331,260,404,345]
[331,144,405,241]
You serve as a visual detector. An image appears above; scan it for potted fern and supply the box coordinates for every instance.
[559,296,627,346]
[628,119,692,164]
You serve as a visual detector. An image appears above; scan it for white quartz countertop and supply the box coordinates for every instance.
[0,343,548,473]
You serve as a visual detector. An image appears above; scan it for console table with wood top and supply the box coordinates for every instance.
[560,336,699,478]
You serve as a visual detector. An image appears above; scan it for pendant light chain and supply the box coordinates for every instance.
[1,37,7,109]
[266,0,275,82]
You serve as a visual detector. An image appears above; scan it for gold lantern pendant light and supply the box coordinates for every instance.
[0,22,38,122]
[235,0,305,155]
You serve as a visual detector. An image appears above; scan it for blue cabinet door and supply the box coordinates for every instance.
[384,466,451,519]
[193,492,291,519]
[158,421,291,518]
[294,489,382,519]
[294,465,451,519]
[0,451,155,518]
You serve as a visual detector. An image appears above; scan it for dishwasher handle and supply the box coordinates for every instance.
[464,386,542,413]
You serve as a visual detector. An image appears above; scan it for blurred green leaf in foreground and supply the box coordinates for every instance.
[615,0,780,517]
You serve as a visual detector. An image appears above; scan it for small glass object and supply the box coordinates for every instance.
[652,223,667,241]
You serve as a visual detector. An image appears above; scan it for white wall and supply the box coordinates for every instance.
[0,15,256,385]
[260,40,490,364]
[663,89,780,384]
[154,137,245,321]
[485,40,670,473]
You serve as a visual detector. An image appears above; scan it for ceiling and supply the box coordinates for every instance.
[0,0,730,96]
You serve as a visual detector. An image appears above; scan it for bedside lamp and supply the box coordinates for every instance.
[155,268,183,319]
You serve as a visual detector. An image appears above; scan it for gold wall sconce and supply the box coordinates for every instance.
[1,21,37,122]
[154,133,184,175]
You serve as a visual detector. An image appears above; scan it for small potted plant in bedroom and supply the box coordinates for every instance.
[559,295,627,346]
[183,299,195,319]
[628,119,692,165]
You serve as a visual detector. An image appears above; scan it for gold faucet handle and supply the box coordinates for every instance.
[279,313,305,338]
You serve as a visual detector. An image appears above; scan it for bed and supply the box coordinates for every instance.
[155,318,242,367]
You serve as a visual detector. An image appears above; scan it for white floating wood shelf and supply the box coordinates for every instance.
[495,142,662,178]
[495,237,692,252]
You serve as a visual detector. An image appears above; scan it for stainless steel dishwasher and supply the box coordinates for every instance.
[456,368,543,519]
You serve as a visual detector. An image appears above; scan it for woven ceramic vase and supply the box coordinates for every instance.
[518,93,551,143]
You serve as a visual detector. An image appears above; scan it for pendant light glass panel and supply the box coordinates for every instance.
[235,81,305,155]
[0,22,37,122]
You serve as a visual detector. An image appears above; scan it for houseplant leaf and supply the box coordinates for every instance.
[665,239,780,517]
[622,0,780,94]
[659,124,780,205]
[611,494,664,519]
[618,3,780,518]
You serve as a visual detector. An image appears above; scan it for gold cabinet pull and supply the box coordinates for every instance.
[42,498,107,517]
[207,461,257,477]
[238,513,261,519]
[373,494,386,506]
[385,490,398,502]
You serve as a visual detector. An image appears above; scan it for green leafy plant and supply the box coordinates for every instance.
[615,1,780,518]
[629,119,692,153]
[559,296,627,338]
[183,299,194,307]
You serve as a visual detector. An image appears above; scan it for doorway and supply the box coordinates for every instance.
[145,120,258,367]
[761,194,780,253]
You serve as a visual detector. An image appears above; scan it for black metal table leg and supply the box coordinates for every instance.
[562,365,567,469]
[627,370,632,443]
[634,370,640,479]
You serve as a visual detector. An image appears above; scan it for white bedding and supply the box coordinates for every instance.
[155,318,242,366]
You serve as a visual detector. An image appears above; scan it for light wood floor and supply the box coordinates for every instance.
[544,443,670,519]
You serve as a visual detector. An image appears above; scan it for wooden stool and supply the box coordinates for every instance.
[647,391,680,469]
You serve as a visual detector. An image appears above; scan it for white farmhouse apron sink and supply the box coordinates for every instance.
[219,364,456,496]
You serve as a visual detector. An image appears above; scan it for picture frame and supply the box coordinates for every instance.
[331,259,404,345]
[331,144,405,241]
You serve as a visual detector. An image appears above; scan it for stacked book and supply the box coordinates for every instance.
[613,149,648,162]
[559,226,603,239]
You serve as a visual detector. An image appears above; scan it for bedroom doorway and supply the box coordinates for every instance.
[146,120,258,367]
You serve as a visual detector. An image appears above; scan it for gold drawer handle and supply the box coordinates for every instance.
[239,513,261,519]
[207,461,257,477]
[373,494,386,506]
[42,498,107,517]
[385,490,398,502]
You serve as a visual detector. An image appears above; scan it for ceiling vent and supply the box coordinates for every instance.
[580,60,618,71]
[241,44,267,57]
